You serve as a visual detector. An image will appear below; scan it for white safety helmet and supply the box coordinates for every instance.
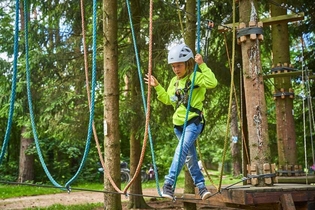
[167,43,194,64]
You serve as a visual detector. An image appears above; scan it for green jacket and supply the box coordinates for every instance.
[154,63,217,126]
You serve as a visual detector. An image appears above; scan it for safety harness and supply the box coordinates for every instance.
[173,79,206,134]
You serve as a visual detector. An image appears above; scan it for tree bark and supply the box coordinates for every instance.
[103,0,121,209]
[17,1,34,184]
[271,0,297,167]
[230,100,242,176]
[239,0,272,186]
[18,126,34,182]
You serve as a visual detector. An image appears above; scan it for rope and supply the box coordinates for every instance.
[300,34,315,166]
[24,0,62,189]
[0,0,19,165]
[65,0,97,189]
[223,33,250,164]
[80,0,122,194]
[196,140,218,189]
[23,0,96,189]
[301,34,309,183]
[217,0,237,192]
[173,0,201,190]
[122,0,155,194]
[125,0,161,196]
[175,0,185,36]
[0,180,213,201]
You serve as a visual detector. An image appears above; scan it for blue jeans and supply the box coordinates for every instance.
[164,122,206,189]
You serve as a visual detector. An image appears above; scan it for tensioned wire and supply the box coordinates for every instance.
[0,0,19,165]
[23,0,97,189]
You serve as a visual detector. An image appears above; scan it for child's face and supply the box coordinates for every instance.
[171,62,186,79]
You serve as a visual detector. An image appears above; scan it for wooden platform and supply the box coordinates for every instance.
[176,183,315,210]
[277,175,315,184]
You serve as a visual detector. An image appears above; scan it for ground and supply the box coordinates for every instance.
[0,188,189,210]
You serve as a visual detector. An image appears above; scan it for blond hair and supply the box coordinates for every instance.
[185,58,195,76]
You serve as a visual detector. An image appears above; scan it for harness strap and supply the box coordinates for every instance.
[175,78,206,134]
[185,105,206,134]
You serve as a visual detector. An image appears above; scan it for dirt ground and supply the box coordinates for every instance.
[0,188,189,210]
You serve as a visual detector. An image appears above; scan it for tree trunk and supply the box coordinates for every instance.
[128,129,149,209]
[103,0,121,209]
[230,100,242,176]
[239,0,272,186]
[17,0,34,184]
[18,126,34,182]
[271,0,297,167]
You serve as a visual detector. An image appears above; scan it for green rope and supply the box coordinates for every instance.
[24,0,97,189]
[24,0,62,189]
[0,0,19,165]
[65,0,97,189]
[173,0,202,190]
[125,0,161,196]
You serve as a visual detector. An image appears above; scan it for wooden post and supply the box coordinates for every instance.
[271,0,298,169]
[239,0,271,187]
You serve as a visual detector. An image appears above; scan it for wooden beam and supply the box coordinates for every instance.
[280,194,296,210]
[263,70,309,79]
[218,12,304,32]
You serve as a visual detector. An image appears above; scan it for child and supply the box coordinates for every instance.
[144,43,217,200]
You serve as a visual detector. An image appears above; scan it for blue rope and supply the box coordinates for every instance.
[24,0,63,189]
[126,0,161,196]
[173,0,201,190]
[24,0,97,189]
[0,0,19,165]
[65,0,97,189]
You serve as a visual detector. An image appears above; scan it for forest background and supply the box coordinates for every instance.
[0,0,315,196]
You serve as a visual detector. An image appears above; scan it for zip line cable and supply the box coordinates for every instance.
[23,0,97,190]
[125,0,162,196]
[0,0,19,165]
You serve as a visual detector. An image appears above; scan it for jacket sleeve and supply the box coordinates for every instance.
[154,84,174,106]
[196,63,218,88]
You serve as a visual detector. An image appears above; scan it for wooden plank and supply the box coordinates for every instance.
[218,12,304,32]
[280,194,296,210]
[177,184,315,208]
[277,176,315,184]
[263,70,310,79]
[262,13,305,27]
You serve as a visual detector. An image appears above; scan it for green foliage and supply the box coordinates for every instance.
[1,0,315,189]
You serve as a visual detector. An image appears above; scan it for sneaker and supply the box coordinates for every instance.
[162,184,174,199]
[199,187,211,200]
